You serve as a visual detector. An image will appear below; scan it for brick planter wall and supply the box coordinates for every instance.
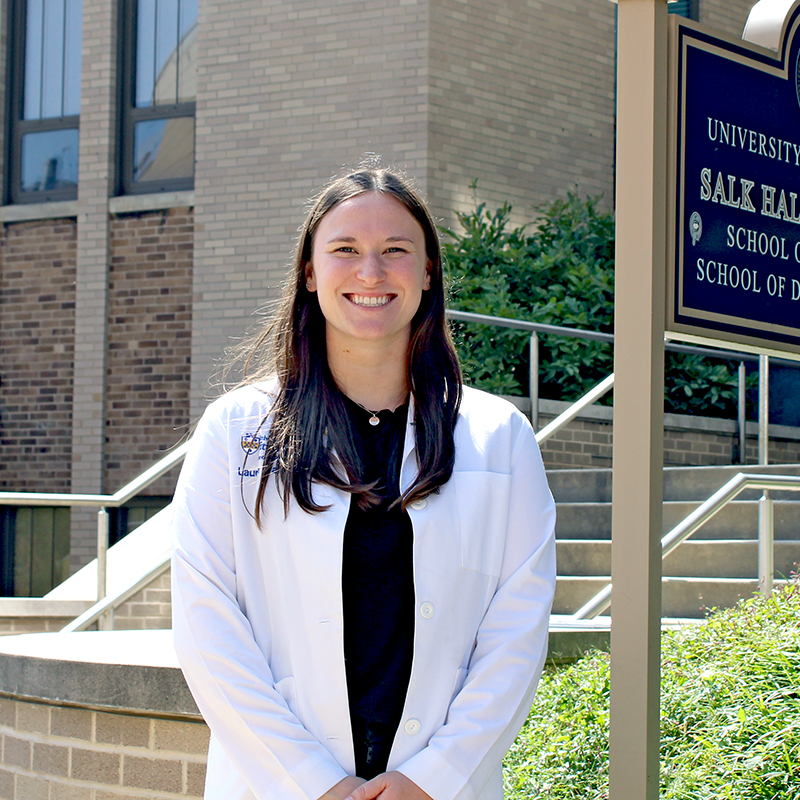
[510,398,800,470]
[0,698,208,799]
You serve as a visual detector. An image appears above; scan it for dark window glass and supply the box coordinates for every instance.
[133,115,194,183]
[120,0,197,194]
[667,0,698,20]
[21,127,79,191]
[8,0,82,203]
[0,506,71,597]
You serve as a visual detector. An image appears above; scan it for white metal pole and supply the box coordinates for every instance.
[530,332,539,431]
[758,490,774,597]
[758,354,769,465]
[738,361,746,465]
[97,507,109,631]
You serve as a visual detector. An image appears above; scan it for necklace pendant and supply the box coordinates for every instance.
[369,414,380,426]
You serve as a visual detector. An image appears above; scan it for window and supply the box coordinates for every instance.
[667,0,698,21]
[109,496,170,545]
[0,506,71,596]
[7,0,82,204]
[120,0,197,194]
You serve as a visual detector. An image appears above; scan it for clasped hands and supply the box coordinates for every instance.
[321,772,433,800]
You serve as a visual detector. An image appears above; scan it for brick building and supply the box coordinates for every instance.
[0,0,757,592]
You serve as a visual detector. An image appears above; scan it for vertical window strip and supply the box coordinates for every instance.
[24,0,44,119]
[42,0,66,118]
[175,0,180,110]
[60,0,67,117]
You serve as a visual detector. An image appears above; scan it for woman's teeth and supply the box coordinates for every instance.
[349,295,391,307]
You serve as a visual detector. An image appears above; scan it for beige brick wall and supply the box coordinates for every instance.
[111,571,172,632]
[428,0,617,229]
[191,0,431,414]
[0,219,77,493]
[106,209,193,492]
[71,0,118,569]
[0,697,208,799]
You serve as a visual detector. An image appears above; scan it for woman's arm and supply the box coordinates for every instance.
[171,397,350,800]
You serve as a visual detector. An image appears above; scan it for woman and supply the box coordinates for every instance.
[170,166,556,800]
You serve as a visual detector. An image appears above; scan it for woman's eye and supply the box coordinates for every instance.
[334,246,356,253]
[386,247,407,254]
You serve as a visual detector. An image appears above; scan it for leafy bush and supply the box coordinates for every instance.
[443,190,752,418]
[504,580,800,799]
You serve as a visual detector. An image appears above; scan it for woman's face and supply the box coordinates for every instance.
[306,191,431,355]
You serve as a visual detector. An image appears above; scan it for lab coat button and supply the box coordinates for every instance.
[410,498,427,510]
[420,602,435,619]
[404,719,421,735]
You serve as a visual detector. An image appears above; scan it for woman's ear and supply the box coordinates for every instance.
[305,264,316,292]
[423,260,432,291]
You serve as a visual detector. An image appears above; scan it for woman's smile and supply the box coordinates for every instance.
[346,293,395,307]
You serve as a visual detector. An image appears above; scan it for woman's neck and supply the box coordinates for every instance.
[327,340,409,412]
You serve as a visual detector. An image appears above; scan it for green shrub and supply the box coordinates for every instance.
[504,580,800,799]
[443,189,752,418]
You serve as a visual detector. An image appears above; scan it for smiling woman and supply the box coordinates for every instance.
[307,191,432,412]
[169,164,557,800]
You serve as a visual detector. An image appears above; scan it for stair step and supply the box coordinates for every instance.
[556,539,800,578]
[555,500,800,540]
[548,463,800,504]
[553,576,789,618]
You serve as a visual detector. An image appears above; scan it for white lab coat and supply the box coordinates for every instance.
[170,383,556,800]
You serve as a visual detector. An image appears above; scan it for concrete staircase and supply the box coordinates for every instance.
[550,463,800,618]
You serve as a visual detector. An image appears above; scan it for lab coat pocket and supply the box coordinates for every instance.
[452,471,511,577]
[449,667,469,706]
[274,675,298,718]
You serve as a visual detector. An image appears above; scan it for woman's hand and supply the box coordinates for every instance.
[318,776,367,800]
[344,771,433,800]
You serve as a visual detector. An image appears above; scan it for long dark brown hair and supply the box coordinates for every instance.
[244,166,462,523]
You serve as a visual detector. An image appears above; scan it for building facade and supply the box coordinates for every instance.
[0,0,757,590]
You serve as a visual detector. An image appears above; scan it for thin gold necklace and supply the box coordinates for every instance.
[351,399,381,426]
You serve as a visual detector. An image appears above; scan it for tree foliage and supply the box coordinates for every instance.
[443,189,751,417]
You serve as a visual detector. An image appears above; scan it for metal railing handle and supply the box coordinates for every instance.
[572,472,800,619]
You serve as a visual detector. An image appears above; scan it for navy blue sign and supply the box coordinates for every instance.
[669,11,800,354]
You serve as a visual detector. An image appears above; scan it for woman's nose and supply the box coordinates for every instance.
[357,252,385,283]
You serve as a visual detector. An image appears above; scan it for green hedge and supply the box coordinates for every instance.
[504,580,800,799]
[443,190,754,418]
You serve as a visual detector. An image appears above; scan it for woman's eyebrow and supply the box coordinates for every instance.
[325,235,357,244]
[325,235,415,244]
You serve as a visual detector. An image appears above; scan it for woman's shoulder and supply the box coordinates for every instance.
[455,386,535,465]
[197,379,279,428]
[459,385,530,429]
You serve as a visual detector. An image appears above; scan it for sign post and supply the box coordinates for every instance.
[610,1,667,798]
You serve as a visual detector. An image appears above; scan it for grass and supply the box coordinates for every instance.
[504,579,800,799]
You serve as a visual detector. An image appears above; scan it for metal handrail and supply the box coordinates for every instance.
[0,440,189,615]
[535,373,615,445]
[60,550,171,633]
[572,472,800,620]
[445,308,800,462]
[0,440,190,508]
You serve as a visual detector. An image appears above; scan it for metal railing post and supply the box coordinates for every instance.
[758,489,774,597]
[97,507,110,631]
[759,354,769,465]
[529,332,539,431]
[738,360,746,465]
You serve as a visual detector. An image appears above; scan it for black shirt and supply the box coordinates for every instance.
[341,399,415,780]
